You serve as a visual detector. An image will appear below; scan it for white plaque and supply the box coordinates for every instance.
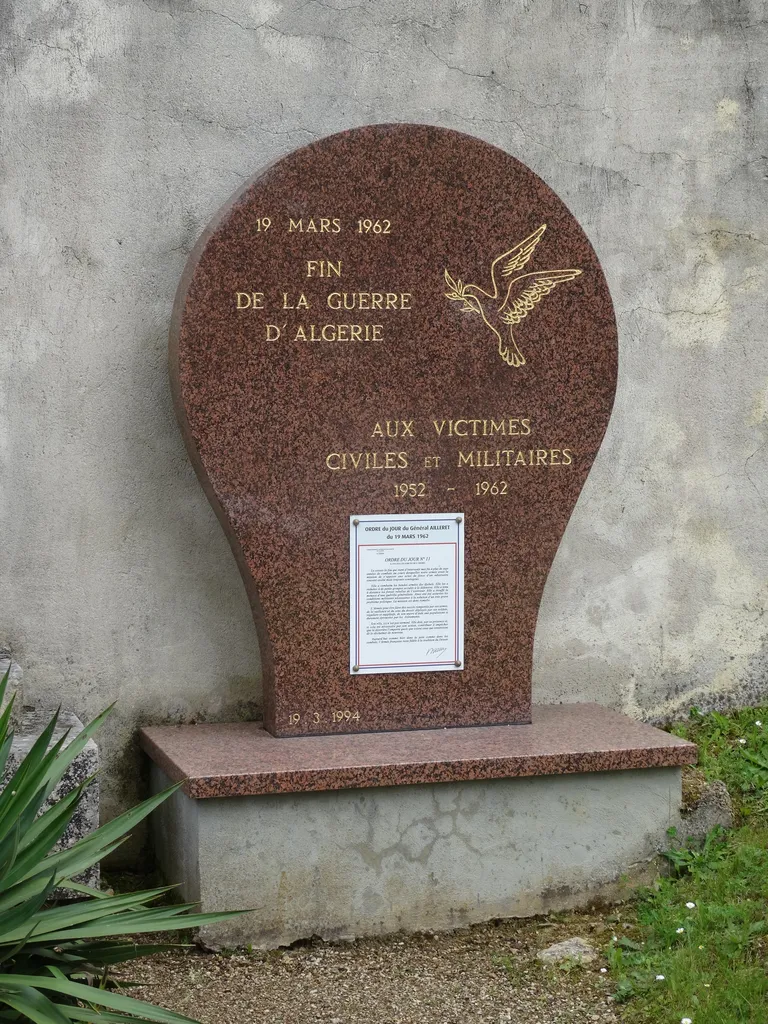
[349,513,465,675]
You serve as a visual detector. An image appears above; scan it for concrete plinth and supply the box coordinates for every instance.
[142,705,695,948]
[150,763,682,948]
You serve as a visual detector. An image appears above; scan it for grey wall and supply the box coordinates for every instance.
[2,0,766,862]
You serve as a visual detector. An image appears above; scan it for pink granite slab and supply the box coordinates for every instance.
[170,125,618,737]
[140,704,696,798]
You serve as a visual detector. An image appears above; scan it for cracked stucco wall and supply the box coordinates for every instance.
[1,0,766,863]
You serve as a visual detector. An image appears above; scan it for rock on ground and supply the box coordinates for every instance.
[537,937,598,965]
[681,780,733,843]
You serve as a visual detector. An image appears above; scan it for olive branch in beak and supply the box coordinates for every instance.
[444,270,475,312]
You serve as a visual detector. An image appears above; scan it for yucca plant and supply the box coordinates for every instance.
[0,665,241,1024]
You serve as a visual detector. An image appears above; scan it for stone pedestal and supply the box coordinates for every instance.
[140,704,695,948]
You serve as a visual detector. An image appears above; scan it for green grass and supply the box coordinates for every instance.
[609,705,768,1024]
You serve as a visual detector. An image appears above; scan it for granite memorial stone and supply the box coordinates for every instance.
[145,126,695,946]
[170,124,618,738]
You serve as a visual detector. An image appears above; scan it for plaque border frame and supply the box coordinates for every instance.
[349,514,465,675]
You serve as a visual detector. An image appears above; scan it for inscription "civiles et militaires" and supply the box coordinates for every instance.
[324,416,574,486]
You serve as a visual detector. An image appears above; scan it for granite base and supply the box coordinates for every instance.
[141,705,695,948]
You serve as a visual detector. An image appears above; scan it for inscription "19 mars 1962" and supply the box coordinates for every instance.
[252,216,391,234]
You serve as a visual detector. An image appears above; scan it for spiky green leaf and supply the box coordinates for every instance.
[43,942,186,966]
[0,700,16,778]
[0,886,174,943]
[0,722,68,846]
[11,905,243,943]
[0,975,199,1024]
[13,783,185,892]
[1,805,78,890]
[0,984,72,1024]
[17,786,86,854]
[0,874,56,945]
[52,878,108,900]
[61,1008,195,1024]
[39,706,113,796]
[0,822,21,883]
[0,839,126,916]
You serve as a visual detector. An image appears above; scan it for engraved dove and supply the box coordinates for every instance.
[444,224,582,367]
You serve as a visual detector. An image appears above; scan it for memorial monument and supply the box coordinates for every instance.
[141,125,696,947]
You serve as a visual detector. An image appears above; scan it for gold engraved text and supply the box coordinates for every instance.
[293,324,383,342]
[327,292,411,310]
[326,451,409,471]
[235,291,265,310]
[371,420,414,438]
[288,218,341,233]
[458,449,573,468]
[357,219,391,234]
[306,259,341,278]
[395,482,427,498]
[333,710,361,723]
[476,481,509,496]
[433,418,531,437]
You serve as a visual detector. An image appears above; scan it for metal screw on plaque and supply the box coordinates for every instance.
[352,665,359,672]
[455,516,462,523]
[455,660,462,667]
[353,518,359,525]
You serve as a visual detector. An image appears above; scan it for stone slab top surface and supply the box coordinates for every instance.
[139,704,696,798]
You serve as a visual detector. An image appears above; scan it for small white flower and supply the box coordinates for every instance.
[612,935,618,941]
[655,974,665,981]
[738,737,747,744]
[676,927,685,934]
[681,1018,693,1024]
[686,901,696,909]
[600,967,608,973]
[755,720,762,727]
[704,983,710,988]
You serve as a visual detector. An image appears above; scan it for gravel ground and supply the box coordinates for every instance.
[125,913,621,1024]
